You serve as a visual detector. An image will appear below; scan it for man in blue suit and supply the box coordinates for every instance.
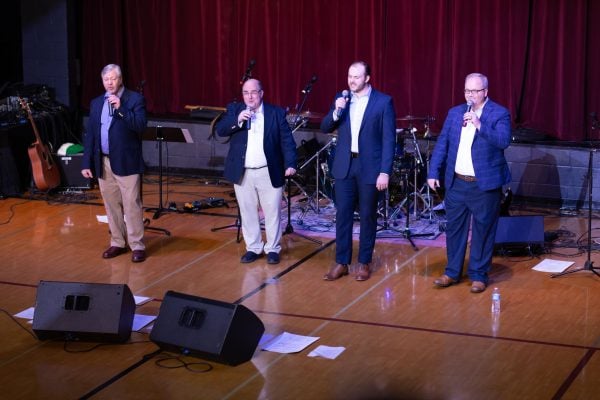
[216,78,297,265]
[427,73,512,293]
[81,64,148,263]
[321,61,396,281]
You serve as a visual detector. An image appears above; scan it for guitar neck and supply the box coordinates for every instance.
[26,112,44,144]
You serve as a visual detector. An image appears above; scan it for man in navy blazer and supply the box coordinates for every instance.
[321,61,396,281]
[81,64,148,263]
[216,78,297,265]
[428,72,512,293]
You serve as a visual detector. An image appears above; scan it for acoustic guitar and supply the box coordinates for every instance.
[18,98,61,191]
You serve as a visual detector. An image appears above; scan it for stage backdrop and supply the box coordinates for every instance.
[79,0,600,142]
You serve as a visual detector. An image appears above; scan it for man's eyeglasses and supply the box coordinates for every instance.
[464,88,486,95]
[242,90,262,96]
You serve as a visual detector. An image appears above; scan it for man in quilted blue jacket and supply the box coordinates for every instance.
[427,73,512,293]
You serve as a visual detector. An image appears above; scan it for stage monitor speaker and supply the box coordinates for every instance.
[55,154,92,189]
[32,281,135,343]
[494,215,545,253]
[150,291,265,366]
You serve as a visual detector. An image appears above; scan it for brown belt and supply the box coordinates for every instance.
[455,172,477,182]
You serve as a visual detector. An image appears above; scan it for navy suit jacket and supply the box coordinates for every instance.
[428,99,512,191]
[215,102,297,188]
[82,88,147,178]
[320,88,396,183]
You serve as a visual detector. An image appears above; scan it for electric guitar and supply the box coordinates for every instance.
[18,97,61,191]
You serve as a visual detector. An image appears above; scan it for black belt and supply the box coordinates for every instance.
[455,172,476,182]
[102,153,109,157]
[246,165,267,169]
[351,152,359,158]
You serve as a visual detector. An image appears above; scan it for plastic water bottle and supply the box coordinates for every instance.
[491,287,501,313]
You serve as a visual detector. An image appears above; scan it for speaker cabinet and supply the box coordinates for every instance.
[150,291,265,366]
[494,215,545,254]
[32,281,135,343]
[55,154,92,189]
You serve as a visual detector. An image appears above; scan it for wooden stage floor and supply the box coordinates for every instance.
[1,175,599,399]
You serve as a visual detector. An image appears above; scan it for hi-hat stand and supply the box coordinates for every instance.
[552,147,600,278]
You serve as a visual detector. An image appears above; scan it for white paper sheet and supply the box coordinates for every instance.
[307,345,345,359]
[133,296,153,306]
[14,307,35,320]
[262,332,319,353]
[132,314,156,331]
[532,259,574,273]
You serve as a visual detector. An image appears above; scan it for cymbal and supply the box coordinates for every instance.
[300,110,324,119]
[396,115,427,122]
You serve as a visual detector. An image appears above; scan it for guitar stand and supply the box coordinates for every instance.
[552,148,600,278]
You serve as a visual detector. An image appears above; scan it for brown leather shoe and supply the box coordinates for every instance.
[433,274,458,287]
[102,246,127,259]
[132,250,147,263]
[323,264,349,281]
[355,263,371,281]
[470,281,486,293]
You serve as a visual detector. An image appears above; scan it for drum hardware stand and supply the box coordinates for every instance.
[296,138,336,224]
[283,176,322,245]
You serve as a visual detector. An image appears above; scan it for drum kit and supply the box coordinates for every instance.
[288,114,443,238]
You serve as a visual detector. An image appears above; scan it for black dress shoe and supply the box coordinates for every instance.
[102,246,127,259]
[131,250,146,263]
[267,252,280,264]
[240,251,261,263]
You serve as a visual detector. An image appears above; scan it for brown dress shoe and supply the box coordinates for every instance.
[132,250,147,263]
[323,264,349,281]
[102,246,127,259]
[355,263,371,281]
[470,281,486,293]
[433,274,458,287]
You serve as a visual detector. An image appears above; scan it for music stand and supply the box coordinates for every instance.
[143,126,192,219]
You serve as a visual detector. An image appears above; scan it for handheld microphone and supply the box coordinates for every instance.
[240,59,256,84]
[336,90,350,117]
[462,100,473,127]
[246,107,253,130]
[301,75,318,94]
[106,96,114,117]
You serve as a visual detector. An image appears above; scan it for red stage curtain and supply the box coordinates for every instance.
[80,0,600,142]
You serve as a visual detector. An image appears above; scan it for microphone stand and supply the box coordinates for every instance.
[552,133,600,278]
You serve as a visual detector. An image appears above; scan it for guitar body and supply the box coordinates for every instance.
[28,141,61,191]
[19,97,61,191]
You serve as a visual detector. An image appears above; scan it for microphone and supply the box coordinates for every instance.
[246,107,253,130]
[106,95,114,117]
[301,75,318,94]
[336,90,350,118]
[462,100,473,127]
[240,59,256,84]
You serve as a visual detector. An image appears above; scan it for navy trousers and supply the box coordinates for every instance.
[444,178,502,284]
[334,157,379,265]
